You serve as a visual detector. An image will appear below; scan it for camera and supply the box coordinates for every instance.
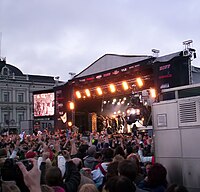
[20,159,33,171]
[1,158,33,192]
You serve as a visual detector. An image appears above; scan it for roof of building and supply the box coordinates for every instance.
[0,58,55,83]
[0,59,24,76]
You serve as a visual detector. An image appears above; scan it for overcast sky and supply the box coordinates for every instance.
[0,0,200,81]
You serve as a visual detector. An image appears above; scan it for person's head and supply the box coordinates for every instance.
[94,152,102,161]
[106,161,119,180]
[145,162,152,175]
[45,166,62,186]
[41,185,54,192]
[126,153,141,173]
[1,181,21,192]
[87,145,96,156]
[114,146,125,158]
[104,176,136,192]
[72,158,83,170]
[113,154,124,162]
[165,184,188,192]
[79,184,98,192]
[126,146,133,156]
[103,148,114,162]
[147,163,167,188]
[118,159,137,181]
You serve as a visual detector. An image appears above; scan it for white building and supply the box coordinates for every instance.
[0,57,57,133]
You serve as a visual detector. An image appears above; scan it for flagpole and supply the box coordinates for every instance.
[0,32,2,58]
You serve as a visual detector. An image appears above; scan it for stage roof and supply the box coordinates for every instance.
[74,54,152,79]
[72,51,200,86]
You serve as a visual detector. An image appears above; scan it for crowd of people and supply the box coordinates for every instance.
[0,129,189,192]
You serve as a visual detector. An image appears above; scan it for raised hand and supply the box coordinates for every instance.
[17,158,42,192]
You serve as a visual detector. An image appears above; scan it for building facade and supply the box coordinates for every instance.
[0,57,57,133]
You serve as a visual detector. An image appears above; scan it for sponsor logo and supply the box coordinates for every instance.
[79,79,86,82]
[103,73,111,77]
[96,75,102,79]
[159,74,172,79]
[121,68,128,71]
[159,64,171,71]
[112,70,119,75]
[86,77,94,81]
[160,83,170,89]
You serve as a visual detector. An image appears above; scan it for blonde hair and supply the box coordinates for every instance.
[41,185,54,192]
[2,181,20,192]
[79,184,98,192]
[113,154,124,162]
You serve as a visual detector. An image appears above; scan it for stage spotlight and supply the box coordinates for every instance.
[85,89,91,97]
[126,108,140,115]
[68,121,72,126]
[109,84,116,93]
[122,81,129,90]
[103,100,107,104]
[69,102,75,110]
[123,97,126,100]
[150,88,156,98]
[127,109,131,114]
[96,87,103,95]
[76,91,81,99]
[136,109,140,115]
[113,98,117,103]
[136,77,143,87]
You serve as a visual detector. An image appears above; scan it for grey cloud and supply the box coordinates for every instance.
[0,0,200,81]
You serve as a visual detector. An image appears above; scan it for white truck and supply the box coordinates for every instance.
[152,83,200,192]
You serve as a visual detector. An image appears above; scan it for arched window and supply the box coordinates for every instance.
[1,66,10,76]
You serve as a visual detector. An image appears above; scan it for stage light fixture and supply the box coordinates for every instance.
[123,97,126,100]
[117,102,120,105]
[122,81,129,90]
[118,110,121,114]
[85,89,91,97]
[68,121,72,126]
[76,91,81,99]
[103,100,107,104]
[109,84,116,93]
[126,107,140,115]
[69,102,75,110]
[96,87,103,95]
[136,77,143,87]
[150,88,156,98]
[136,109,140,115]
[113,98,117,103]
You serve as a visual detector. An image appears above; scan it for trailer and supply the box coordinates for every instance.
[152,83,200,192]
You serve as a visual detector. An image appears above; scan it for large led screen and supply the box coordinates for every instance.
[34,92,55,117]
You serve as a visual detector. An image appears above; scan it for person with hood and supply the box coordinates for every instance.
[84,145,98,170]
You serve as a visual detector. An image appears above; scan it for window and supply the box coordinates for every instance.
[3,113,9,123]
[18,93,24,102]
[3,92,10,102]
[17,113,24,123]
[2,66,9,76]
